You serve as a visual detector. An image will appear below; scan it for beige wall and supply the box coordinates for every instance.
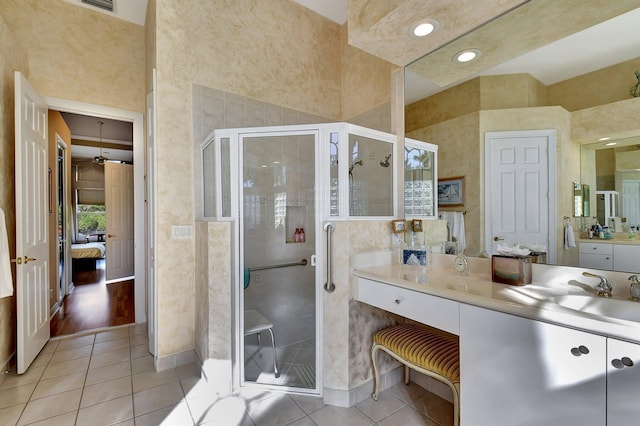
[549,57,640,112]
[341,25,396,120]
[406,73,549,133]
[0,0,145,114]
[0,10,28,380]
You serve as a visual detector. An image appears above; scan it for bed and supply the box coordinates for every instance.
[71,242,105,269]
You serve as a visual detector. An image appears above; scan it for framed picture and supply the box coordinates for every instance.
[438,176,465,207]
[391,219,406,233]
[411,219,423,232]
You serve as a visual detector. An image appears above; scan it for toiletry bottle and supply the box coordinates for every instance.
[295,228,300,243]
[299,227,305,243]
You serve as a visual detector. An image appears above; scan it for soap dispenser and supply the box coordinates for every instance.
[629,275,640,301]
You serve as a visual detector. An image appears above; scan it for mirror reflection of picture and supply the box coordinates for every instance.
[438,176,464,207]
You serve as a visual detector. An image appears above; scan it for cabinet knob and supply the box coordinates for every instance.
[571,345,590,356]
[610,357,633,369]
[395,299,401,304]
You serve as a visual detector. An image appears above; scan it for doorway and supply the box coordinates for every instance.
[240,131,319,390]
[44,98,146,336]
[55,138,70,309]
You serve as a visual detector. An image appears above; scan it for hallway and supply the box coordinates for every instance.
[51,259,135,337]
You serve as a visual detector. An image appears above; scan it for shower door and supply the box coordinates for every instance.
[239,130,320,392]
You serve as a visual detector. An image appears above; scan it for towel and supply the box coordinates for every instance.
[564,223,576,249]
[442,211,466,253]
[0,208,14,298]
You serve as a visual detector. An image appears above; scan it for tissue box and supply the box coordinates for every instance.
[491,255,532,285]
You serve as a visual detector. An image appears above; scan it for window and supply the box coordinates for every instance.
[76,204,106,241]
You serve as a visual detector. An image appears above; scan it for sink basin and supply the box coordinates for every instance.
[550,295,640,323]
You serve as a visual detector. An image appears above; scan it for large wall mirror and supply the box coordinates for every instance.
[404,0,640,272]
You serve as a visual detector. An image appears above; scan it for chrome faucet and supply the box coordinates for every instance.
[628,275,640,301]
[583,272,613,298]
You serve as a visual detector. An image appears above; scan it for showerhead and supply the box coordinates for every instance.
[380,154,392,168]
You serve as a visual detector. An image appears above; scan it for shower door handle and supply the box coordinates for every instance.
[323,222,335,293]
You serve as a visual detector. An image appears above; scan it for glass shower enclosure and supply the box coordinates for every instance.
[201,123,397,394]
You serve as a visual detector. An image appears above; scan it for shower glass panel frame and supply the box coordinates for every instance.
[201,122,397,395]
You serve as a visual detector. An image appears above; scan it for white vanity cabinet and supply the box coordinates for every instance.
[613,244,640,273]
[579,242,613,270]
[578,241,640,272]
[607,338,640,426]
[460,304,607,426]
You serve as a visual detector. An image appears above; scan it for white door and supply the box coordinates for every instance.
[485,130,556,263]
[14,71,50,374]
[607,338,640,425]
[105,162,135,281]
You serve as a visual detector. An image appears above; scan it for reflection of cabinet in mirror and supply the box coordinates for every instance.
[404,138,438,219]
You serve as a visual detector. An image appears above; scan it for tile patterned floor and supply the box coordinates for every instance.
[0,324,453,425]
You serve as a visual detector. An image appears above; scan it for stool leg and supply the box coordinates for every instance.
[371,344,381,401]
[266,328,279,378]
[256,332,263,359]
[404,365,410,385]
[453,385,460,426]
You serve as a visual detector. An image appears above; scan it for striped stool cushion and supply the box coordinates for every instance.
[374,324,460,383]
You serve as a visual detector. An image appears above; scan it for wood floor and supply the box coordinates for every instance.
[50,259,135,337]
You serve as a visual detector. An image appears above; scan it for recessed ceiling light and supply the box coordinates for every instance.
[409,19,440,38]
[605,142,617,146]
[598,137,610,141]
[453,49,481,63]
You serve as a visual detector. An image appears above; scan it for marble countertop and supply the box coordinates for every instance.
[577,236,640,245]
[353,260,640,344]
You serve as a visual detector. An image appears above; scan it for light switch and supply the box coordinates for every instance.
[172,225,193,239]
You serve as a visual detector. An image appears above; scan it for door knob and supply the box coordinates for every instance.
[493,236,504,242]
[107,234,115,238]
[12,256,36,264]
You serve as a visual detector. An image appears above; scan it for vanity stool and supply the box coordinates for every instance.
[371,323,460,426]
[245,309,279,378]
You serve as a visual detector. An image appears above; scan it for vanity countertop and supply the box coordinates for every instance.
[353,259,640,344]
[577,236,640,245]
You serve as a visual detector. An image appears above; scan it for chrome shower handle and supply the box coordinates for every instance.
[324,222,335,293]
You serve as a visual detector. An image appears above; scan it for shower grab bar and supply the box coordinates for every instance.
[324,222,336,293]
[248,258,307,272]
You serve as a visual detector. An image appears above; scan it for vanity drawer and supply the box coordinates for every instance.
[579,253,613,270]
[356,277,459,335]
[579,242,613,255]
